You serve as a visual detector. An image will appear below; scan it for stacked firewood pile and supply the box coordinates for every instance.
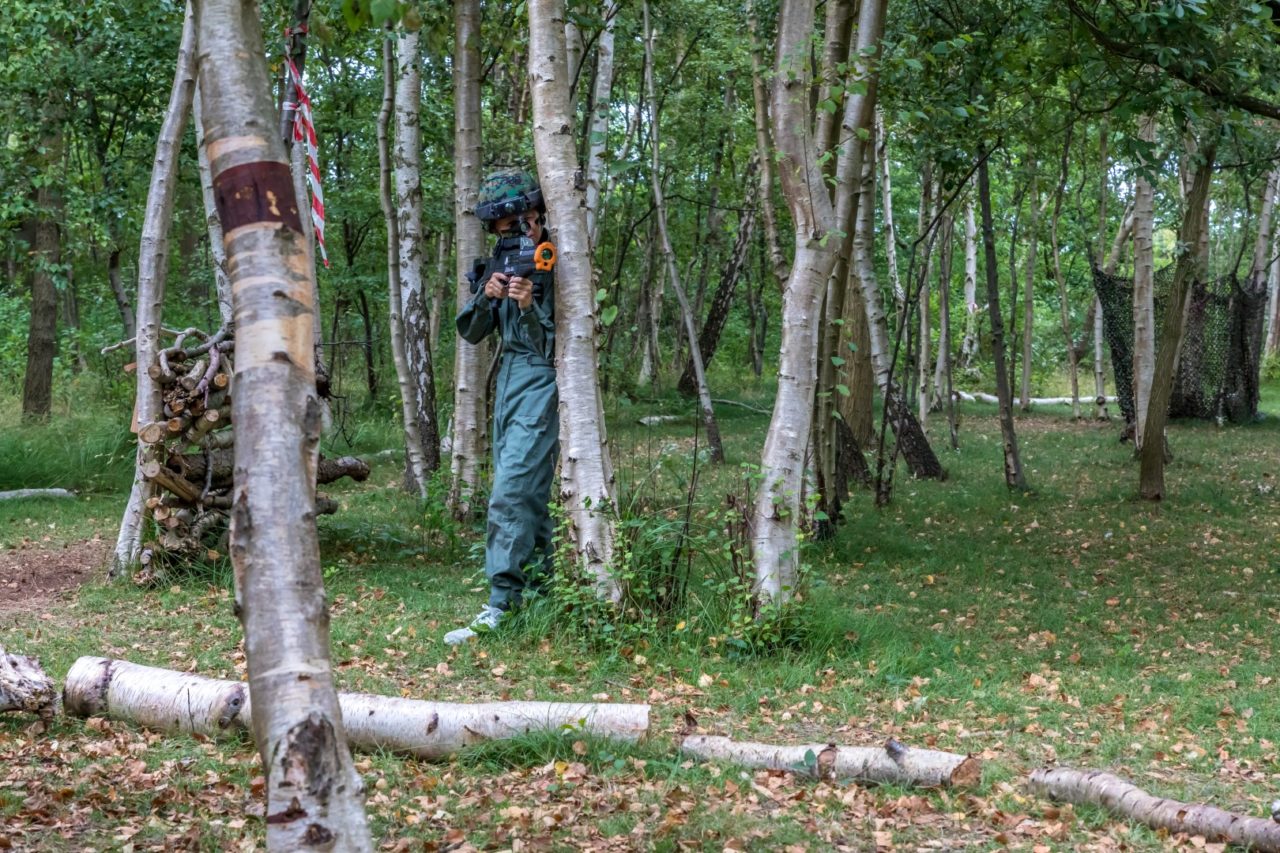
[136,325,368,575]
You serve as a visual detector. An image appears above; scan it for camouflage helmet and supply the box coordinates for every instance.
[476,168,544,228]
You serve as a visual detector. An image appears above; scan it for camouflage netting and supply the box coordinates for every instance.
[1093,265,1266,425]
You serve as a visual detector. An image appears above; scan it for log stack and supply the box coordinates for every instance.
[134,325,368,577]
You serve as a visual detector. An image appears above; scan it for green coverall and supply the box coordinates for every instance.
[456,260,557,611]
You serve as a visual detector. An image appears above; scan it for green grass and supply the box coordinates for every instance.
[3,378,1279,850]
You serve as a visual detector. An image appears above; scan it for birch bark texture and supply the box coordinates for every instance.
[394,28,442,479]
[193,1,371,848]
[378,30,430,500]
[528,0,621,603]
[960,199,980,370]
[751,0,842,605]
[111,5,197,578]
[583,0,619,248]
[450,0,491,520]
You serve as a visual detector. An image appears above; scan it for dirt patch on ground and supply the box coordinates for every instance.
[0,537,107,618]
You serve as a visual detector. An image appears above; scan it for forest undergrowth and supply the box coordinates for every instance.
[1,382,1278,851]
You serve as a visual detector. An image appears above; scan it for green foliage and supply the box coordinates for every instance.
[0,393,133,493]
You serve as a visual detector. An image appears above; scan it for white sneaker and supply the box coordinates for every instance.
[443,605,505,645]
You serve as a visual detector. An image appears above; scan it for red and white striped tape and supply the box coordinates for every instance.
[283,57,329,268]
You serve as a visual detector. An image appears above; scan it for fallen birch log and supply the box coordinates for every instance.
[682,734,981,788]
[64,657,650,758]
[1029,767,1280,852]
[0,648,58,719]
[954,390,1111,408]
[0,489,75,502]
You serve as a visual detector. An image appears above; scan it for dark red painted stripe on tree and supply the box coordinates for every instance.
[213,161,302,235]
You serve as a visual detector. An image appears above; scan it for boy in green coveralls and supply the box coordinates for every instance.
[445,169,558,645]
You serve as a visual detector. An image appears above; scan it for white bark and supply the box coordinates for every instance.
[1029,767,1280,852]
[747,8,788,288]
[1266,227,1280,356]
[878,112,904,315]
[193,89,233,326]
[751,0,843,605]
[395,29,440,480]
[1248,167,1280,294]
[0,648,57,718]
[960,198,980,370]
[380,32,429,499]
[450,0,490,520]
[0,489,75,501]
[917,166,934,425]
[1132,115,1157,449]
[956,390,1112,407]
[854,149,892,390]
[64,657,651,759]
[1020,175,1045,411]
[683,735,981,788]
[111,5,197,579]
[194,0,371,846]
[584,1,618,248]
[529,0,621,603]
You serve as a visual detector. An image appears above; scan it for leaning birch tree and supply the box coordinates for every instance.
[193,0,371,847]
[110,5,197,578]
[528,0,621,603]
[449,0,490,520]
[751,0,843,605]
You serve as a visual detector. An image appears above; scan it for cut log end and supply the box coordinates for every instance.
[0,648,60,720]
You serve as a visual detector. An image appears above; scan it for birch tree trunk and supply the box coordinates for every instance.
[1132,115,1157,449]
[642,2,724,462]
[1049,125,1079,418]
[814,0,854,166]
[852,144,944,482]
[111,5,197,579]
[812,0,885,532]
[430,229,448,353]
[751,0,841,606]
[878,112,905,320]
[395,28,441,478]
[584,0,619,248]
[194,0,371,847]
[978,158,1027,491]
[194,89,234,327]
[747,7,788,289]
[450,0,490,520]
[917,165,934,425]
[529,0,621,603]
[1266,225,1280,357]
[960,199,980,371]
[379,30,430,500]
[1020,173,1043,412]
[1139,141,1216,500]
[931,215,954,414]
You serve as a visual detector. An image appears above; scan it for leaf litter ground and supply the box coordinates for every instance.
[2,396,1279,851]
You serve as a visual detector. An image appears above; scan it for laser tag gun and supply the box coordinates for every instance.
[468,233,557,307]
